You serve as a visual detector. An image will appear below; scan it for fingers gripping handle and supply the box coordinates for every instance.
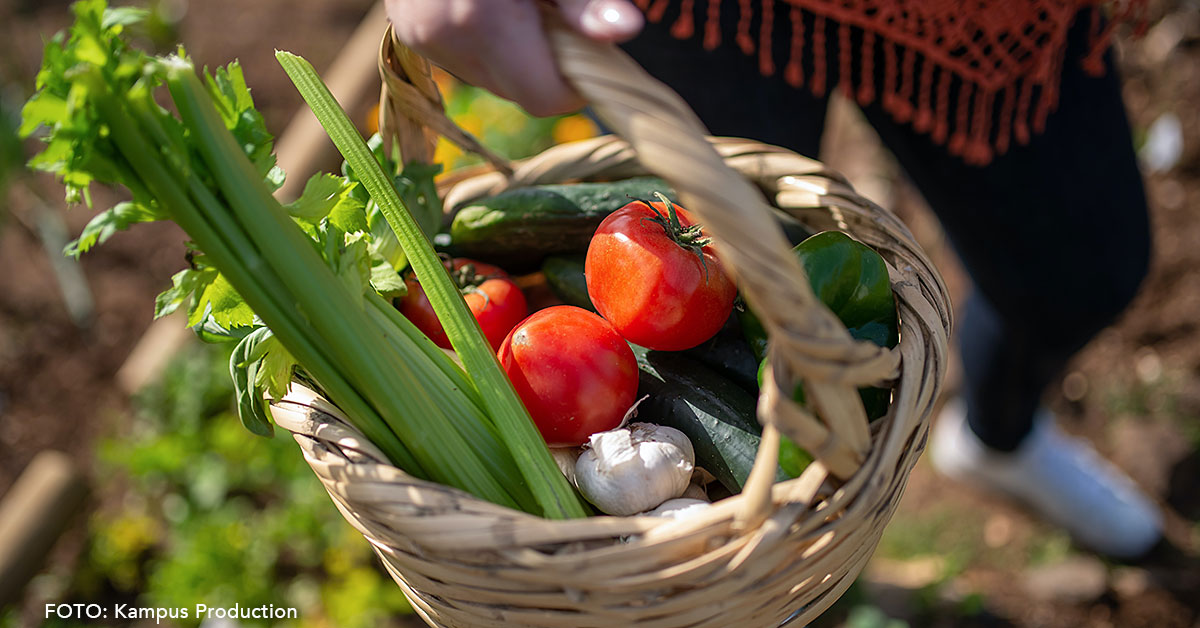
[377,25,514,175]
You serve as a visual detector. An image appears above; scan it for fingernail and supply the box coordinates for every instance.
[582,0,644,40]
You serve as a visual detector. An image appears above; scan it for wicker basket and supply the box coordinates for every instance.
[268,22,952,628]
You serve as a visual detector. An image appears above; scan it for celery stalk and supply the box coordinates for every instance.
[277,51,588,519]
[25,2,573,517]
[163,61,528,510]
[88,69,425,475]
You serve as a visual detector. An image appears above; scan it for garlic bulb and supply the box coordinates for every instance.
[574,423,695,516]
[681,479,709,502]
[646,498,712,520]
[549,447,582,486]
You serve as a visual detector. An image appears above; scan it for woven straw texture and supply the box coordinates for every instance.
[269,22,952,628]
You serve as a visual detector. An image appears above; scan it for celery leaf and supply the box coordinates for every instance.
[229,326,278,437]
[190,271,256,329]
[204,62,283,191]
[65,201,164,257]
[285,172,366,232]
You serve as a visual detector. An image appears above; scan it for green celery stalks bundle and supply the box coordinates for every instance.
[22,0,586,519]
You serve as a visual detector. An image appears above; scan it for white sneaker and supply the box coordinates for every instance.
[930,399,1163,559]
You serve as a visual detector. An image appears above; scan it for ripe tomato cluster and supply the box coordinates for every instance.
[401,198,736,447]
[398,258,527,351]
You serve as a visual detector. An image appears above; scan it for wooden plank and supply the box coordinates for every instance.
[0,451,89,607]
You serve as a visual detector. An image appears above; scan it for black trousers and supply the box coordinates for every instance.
[622,5,1152,451]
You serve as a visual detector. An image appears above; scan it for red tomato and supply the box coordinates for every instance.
[399,258,528,351]
[450,258,506,279]
[585,199,737,351]
[498,306,638,446]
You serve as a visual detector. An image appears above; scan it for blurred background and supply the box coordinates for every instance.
[0,0,1197,626]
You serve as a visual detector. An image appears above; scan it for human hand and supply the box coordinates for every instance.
[385,0,644,117]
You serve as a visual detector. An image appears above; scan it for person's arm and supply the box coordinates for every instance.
[385,0,643,117]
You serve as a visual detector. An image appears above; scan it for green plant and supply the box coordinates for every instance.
[70,342,412,628]
[25,0,587,518]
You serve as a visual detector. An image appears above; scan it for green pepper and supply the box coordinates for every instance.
[741,231,899,475]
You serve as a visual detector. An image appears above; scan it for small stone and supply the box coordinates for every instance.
[865,556,945,589]
[983,514,1014,548]
[1022,555,1108,603]
[1061,371,1088,402]
[1111,567,1152,599]
[1139,112,1184,174]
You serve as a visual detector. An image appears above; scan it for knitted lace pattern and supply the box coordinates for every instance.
[635,0,1145,164]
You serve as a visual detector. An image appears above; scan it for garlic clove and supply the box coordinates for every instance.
[549,447,582,487]
[646,498,712,520]
[575,423,696,516]
[630,422,694,464]
[682,479,709,502]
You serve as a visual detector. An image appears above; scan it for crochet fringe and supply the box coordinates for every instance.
[635,0,1147,165]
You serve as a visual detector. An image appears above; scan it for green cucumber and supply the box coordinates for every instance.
[447,177,675,269]
[541,254,595,311]
[633,346,788,493]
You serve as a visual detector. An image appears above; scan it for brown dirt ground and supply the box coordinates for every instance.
[816,3,1200,626]
[2,1,1199,627]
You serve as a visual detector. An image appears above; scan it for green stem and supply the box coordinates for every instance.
[364,294,538,511]
[277,51,587,518]
[99,71,423,474]
[365,292,483,410]
[165,58,522,509]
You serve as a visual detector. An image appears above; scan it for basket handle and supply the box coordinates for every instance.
[540,21,886,470]
[377,25,514,177]
[375,14,900,522]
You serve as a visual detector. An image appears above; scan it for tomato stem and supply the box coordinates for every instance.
[638,192,713,281]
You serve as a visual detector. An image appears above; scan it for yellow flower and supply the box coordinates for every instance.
[434,138,464,172]
[364,103,380,136]
[432,67,457,97]
[553,115,599,144]
[455,112,484,137]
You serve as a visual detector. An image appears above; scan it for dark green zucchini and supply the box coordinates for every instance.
[633,347,788,494]
[680,313,761,394]
[446,177,675,269]
[541,254,595,311]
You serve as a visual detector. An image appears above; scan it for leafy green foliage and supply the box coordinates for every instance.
[286,173,366,231]
[21,0,157,208]
[64,201,165,257]
[0,90,22,198]
[230,327,288,436]
[21,0,284,258]
[203,62,284,191]
[66,343,412,627]
[22,1,422,441]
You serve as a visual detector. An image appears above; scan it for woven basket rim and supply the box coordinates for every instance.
[270,129,951,626]
[268,23,955,628]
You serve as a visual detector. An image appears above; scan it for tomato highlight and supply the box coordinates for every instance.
[585,198,737,351]
[498,306,639,447]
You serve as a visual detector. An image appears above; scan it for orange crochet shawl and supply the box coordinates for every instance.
[634,0,1146,164]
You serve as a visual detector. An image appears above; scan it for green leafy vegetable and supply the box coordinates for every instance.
[277,50,587,519]
[230,326,283,437]
[65,201,164,257]
[23,0,583,518]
